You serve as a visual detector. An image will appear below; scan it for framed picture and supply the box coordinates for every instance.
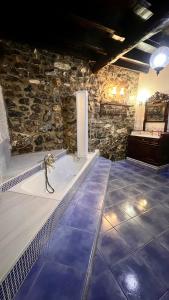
[145,103,166,122]
[143,102,169,132]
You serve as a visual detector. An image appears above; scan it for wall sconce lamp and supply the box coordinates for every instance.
[111,86,125,96]
[150,46,169,75]
[137,89,150,106]
[120,87,125,96]
[112,87,117,95]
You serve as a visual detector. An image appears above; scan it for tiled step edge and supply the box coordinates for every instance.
[81,158,111,300]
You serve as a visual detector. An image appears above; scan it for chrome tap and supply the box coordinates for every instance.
[44,153,55,194]
[44,153,55,168]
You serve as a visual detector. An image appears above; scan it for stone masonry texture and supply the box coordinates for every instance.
[0,40,139,160]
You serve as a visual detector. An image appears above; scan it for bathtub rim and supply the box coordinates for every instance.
[0,149,67,192]
[9,151,99,200]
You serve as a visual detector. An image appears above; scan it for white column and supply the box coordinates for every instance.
[0,86,11,178]
[76,90,88,158]
[134,102,145,130]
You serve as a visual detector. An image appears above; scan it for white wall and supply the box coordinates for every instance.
[138,65,169,95]
[135,66,169,130]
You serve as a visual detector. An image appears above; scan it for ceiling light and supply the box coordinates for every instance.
[112,34,125,42]
[134,4,153,20]
[150,46,169,75]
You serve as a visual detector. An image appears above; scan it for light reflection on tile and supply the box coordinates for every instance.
[112,255,165,300]
[100,217,112,233]
[104,206,130,227]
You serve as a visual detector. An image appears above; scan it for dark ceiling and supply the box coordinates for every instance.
[1,1,169,73]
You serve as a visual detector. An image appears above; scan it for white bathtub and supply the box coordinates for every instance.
[10,152,98,202]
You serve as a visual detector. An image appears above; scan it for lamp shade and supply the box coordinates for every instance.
[150,46,169,75]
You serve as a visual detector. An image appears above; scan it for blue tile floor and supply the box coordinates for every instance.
[14,159,169,300]
[88,160,169,300]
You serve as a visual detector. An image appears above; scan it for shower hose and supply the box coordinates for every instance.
[44,161,55,194]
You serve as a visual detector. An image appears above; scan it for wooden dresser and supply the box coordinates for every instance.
[127,134,169,166]
[128,93,169,166]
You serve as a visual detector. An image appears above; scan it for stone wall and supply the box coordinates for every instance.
[0,39,139,160]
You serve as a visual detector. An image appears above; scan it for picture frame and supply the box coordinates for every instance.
[145,103,166,122]
[143,102,169,132]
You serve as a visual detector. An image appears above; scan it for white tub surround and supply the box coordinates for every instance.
[0,151,98,297]
[76,90,88,158]
[2,149,66,182]
[0,139,10,181]
[0,192,57,284]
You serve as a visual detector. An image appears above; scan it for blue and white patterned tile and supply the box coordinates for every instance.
[1,164,42,192]
[15,255,45,300]
[159,291,169,299]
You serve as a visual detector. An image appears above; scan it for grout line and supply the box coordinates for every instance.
[103,202,168,233]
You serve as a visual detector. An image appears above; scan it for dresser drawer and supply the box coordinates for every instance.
[127,136,161,165]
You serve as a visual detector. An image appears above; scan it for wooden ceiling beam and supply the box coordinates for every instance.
[114,57,149,73]
[69,14,115,36]
[124,48,150,64]
[56,36,108,56]
[146,38,160,47]
[92,7,169,72]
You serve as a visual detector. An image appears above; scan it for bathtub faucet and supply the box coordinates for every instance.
[44,153,55,194]
[44,153,55,168]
